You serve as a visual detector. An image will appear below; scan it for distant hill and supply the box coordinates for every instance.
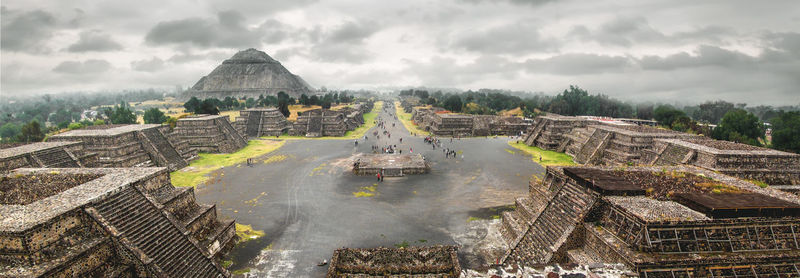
[183,48,314,100]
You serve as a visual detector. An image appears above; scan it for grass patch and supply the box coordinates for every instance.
[353,183,378,197]
[221,260,233,268]
[235,223,265,242]
[395,101,431,136]
[219,110,240,122]
[746,179,769,188]
[170,140,285,187]
[467,216,481,222]
[232,268,251,275]
[508,141,576,166]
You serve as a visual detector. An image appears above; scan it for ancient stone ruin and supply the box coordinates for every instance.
[0,167,235,277]
[352,154,430,177]
[184,48,314,100]
[0,142,94,172]
[326,246,461,278]
[48,124,194,171]
[500,165,800,276]
[523,115,589,149]
[234,108,291,137]
[173,115,248,153]
[645,138,800,185]
[290,109,353,137]
[561,124,697,165]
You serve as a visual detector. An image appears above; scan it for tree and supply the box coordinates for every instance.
[0,122,21,142]
[692,100,735,124]
[109,102,137,124]
[184,97,201,112]
[143,108,168,124]
[769,111,800,153]
[299,94,310,106]
[196,99,220,115]
[654,105,686,128]
[309,95,320,105]
[278,100,290,117]
[321,100,332,109]
[636,104,654,120]
[442,95,463,112]
[17,120,45,143]
[712,109,764,146]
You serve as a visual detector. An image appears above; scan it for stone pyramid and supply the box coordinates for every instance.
[184,48,314,100]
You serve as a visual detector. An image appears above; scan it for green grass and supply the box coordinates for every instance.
[170,140,285,187]
[235,223,266,242]
[394,101,430,136]
[265,101,383,140]
[508,141,576,166]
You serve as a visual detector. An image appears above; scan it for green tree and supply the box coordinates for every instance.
[109,102,137,124]
[442,95,463,112]
[143,108,168,124]
[196,99,220,115]
[0,123,21,142]
[712,109,764,146]
[67,122,84,130]
[184,97,202,112]
[17,120,45,143]
[299,94,310,105]
[769,111,800,153]
[654,105,687,128]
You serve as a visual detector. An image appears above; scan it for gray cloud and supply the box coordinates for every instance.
[458,0,557,6]
[309,43,372,63]
[570,16,733,47]
[131,57,165,72]
[1,7,57,53]
[524,53,631,75]
[403,55,521,86]
[327,21,379,44]
[67,30,123,52]
[144,10,269,48]
[638,45,754,70]
[53,59,112,74]
[449,21,558,54]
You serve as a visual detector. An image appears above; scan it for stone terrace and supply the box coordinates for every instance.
[0,141,94,172]
[234,108,291,137]
[289,109,353,137]
[173,115,248,153]
[352,153,429,177]
[499,165,800,276]
[429,114,474,136]
[49,124,190,171]
[0,167,234,277]
[523,115,589,150]
[646,138,800,185]
[326,246,461,278]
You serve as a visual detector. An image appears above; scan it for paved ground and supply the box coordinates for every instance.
[195,102,545,277]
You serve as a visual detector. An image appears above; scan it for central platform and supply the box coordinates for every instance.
[352,154,429,177]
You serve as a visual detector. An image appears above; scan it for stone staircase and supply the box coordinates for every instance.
[564,127,592,157]
[141,128,187,170]
[215,118,248,150]
[524,121,545,146]
[306,115,323,137]
[32,148,79,168]
[574,129,610,164]
[245,111,262,137]
[502,180,599,267]
[90,187,225,278]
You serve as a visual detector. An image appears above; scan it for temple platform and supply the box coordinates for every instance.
[352,154,429,177]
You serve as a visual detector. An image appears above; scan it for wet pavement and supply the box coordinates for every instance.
[194,102,545,277]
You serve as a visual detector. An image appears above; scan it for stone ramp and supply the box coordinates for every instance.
[502,180,599,267]
[574,129,610,164]
[32,148,80,168]
[215,117,248,149]
[245,110,262,137]
[90,187,224,278]
[307,114,323,137]
[141,128,187,170]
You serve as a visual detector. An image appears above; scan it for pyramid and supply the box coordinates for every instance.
[183,48,314,100]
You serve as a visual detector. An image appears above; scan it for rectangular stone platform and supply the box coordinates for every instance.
[352,154,429,176]
[0,167,233,277]
[326,246,461,278]
[0,141,93,172]
[174,114,247,153]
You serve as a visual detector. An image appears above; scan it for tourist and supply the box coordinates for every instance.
[377,173,381,181]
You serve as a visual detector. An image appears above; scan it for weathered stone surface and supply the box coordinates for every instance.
[183,48,314,100]
[326,245,461,277]
[0,167,233,277]
[234,108,291,137]
[173,115,247,153]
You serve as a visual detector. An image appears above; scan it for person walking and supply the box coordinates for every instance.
[377,173,381,181]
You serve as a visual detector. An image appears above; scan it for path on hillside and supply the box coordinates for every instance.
[195,101,545,276]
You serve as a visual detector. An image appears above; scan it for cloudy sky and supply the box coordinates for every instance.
[1,0,799,104]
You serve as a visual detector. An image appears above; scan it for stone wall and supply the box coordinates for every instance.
[290,109,353,137]
[173,115,247,153]
[234,108,291,137]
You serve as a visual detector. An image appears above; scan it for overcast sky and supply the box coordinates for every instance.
[2,0,799,105]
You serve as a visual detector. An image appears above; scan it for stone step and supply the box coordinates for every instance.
[92,187,223,278]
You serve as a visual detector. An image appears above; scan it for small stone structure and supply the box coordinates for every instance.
[234,108,291,137]
[173,115,248,153]
[411,107,445,132]
[499,165,800,276]
[399,96,421,113]
[523,115,589,149]
[326,246,461,278]
[490,116,528,136]
[429,114,474,136]
[48,124,194,171]
[645,138,800,185]
[0,167,235,277]
[289,109,352,137]
[0,142,95,172]
[562,124,697,165]
[352,154,429,177]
